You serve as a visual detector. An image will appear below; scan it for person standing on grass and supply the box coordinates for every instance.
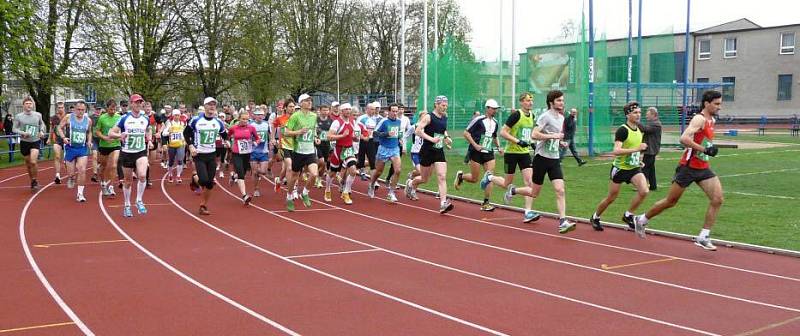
[57,101,93,202]
[589,101,649,231]
[480,92,540,222]
[642,107,662,191]
[405,95,455,214]
[633,90,724,250]
[560,108,587,166]
[455,99,503,211]
[367,103,403,202]
[283,94,318,211]
[108,94,153,217]
[3,113,16,162]
[503,90,576,234]
[227,111,260,206]
[48,101,66,184]
[13,96,48,191]
[186,97,228,215]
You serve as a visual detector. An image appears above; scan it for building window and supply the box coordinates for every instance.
[722,77,735,102]
[780,32,795,54]
[698,40,711,60]
[778,74,792,101]
[606,55,638,83]
[650,52,686,83]
[724,38,737,58]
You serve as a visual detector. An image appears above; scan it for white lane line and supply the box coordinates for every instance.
[727,191,797,200]
[286,248,382,259]
[719,168,800,178]
[342,189,800,313]
[99,190,300,335]
[273,208,338,213]
[169,177,508,336]
[19,183,94,335]
[220,182,718,335]
[362,187,800,283]
[0,167,54,184]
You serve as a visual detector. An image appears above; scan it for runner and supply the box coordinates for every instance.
[314,104,333,189]
[108,94,153,217]
[272,100,295,193]
[283,94,318,211]
[94,99,122,198]
[249,107,271,197]
[405,95,454,214]
[164,109,187,184]
[383,104,413,189]
[479,92,540,222]
[89,105,102,183]
[589,101,649,231]
[48,101,66,184]
[455,99,503,211]
[633,90,724,250]
[186,97,228,215]
[12,96,48,191]
[143,101,156,187]
[503,90,576,234]
[267,99,286,180]
[356,102,382,181]
[322,102,347,202]
[228,111,261,205]
[159,105,174,169]
[214,112,229,178]
[327,103,363,204]
[367,103,403,202]
[57,101,93,202]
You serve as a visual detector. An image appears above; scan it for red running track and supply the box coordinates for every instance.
[3,160,800,335]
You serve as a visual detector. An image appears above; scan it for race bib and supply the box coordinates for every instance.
[479,135,493,152]
[257,131,268,142]
[341,147,355,158]
[519,127,532,142]
[170,132,182,141]
[696,140,713,162]
[24,125,39,138]
[199,130,216,145]
[319,130,328,141]
[237,139,252,154]
[296,131,315,154]
[126,133,146,151]
[70,131,86,145]
[388,126,399,138]
[545,139,560,153]
[433,133,445,149]
[353,129,361,140]
[627,152,641,166]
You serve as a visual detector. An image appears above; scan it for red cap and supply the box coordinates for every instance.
[129,94,144,103]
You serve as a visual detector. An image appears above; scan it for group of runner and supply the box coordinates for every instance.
[13,88,726,251]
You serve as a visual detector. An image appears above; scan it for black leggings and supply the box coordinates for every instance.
[194,152,217,189]
[357,139,378,170]
[231,153,251,180]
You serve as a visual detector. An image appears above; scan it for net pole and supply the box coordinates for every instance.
[400,0,406,105]
[434,0,439,95]
[423,0,428,112]
[499,0,503,109]
[626,0,633,102]
[681,0,691,133]
[588,0,596,157]
[511,0,516,110]
[636,0,643,102]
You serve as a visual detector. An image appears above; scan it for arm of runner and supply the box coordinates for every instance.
[611,126,646,155]
[414,113,437,143]
[57,115,70,144]
[463,118,482,151]
[86,119,94,148]
[680,115,706,152]
[39,115,48,139]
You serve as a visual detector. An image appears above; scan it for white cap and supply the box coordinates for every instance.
[298,93,312,103]
[172,110,180,116]
[294,105,301,110]
[218,112,226,119]
[197,106,205,113]
[203,97,217,105]
[331,101,340,107]
[159,108,166,114]
[371,101,381,109]
[485,99,500,109]
[339,103,352,110]
[253,108,265,115]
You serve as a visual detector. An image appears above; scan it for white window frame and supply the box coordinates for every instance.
[723,38,737,58]
[698,39,711,60]
[780,32,795,55]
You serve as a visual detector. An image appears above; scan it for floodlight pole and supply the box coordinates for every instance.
[423,0,428,112]
[636,0,643,102]
[588,0,596,157]
[336,47,340,102]
[626,0,633,102]
[681,0,691,133]
[511,0,516,110]
[499,0,503,109]
[400,0,406,106]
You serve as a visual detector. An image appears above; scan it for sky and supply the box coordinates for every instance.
[454,0,800,61]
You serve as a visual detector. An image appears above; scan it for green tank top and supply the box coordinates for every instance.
[505,110,535,154]
[613,124,643,170]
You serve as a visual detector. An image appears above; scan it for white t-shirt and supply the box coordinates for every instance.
[116,113,150,153]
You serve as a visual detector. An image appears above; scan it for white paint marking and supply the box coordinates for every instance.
[286,248,382,259]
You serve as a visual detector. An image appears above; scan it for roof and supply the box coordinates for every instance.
[694,18,761,35]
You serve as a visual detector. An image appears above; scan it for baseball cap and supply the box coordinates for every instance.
[339,103,352,110]
[203,97,217,105]
[485,99,500,109]
[172,110,180,116]
[298,93,312,102]
[294,105,301,110]
[435,95,448,104]
[372,101,381,109]
[253,108,265,115]
[331,101,340,107]
[129,94,144,103]
[218,112,226,119]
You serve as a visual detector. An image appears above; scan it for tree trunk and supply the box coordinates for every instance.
[34,85,52,125]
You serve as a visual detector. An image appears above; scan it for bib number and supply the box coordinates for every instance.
[257,131,268,142]
[199,130,216,145]
[341,147,355,158]
[170,132,182,141]
[433,133,445,149]
[626,152,641,166]
[353,129,361,140]
[388,126,399,138]
[545,139,560,153]
[697,140,713,162]
[70,131,86,145]
[297,131,315,154]
[519,128,532,142]
[24,125,39,138]
[237,139,252,153]
[126,134,146,151]
[479,135,493,152]
[318,130,328,141]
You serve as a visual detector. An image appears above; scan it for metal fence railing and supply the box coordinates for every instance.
[1,134,54,163]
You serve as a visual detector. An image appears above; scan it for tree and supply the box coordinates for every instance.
[0,0,35,103]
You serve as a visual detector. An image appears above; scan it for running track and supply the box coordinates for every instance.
[3,160,800,335]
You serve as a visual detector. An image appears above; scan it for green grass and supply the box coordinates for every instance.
[395,144,800,251]
[0,138,54,168]
[717,133,800,144]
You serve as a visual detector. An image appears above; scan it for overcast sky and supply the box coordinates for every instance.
[453,0,800,61]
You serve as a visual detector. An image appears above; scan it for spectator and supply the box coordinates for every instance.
[4,113,17,162]
[758,114,767,136]
[791,114,799,137]
[641,107,662,191]
[560,108,586,166]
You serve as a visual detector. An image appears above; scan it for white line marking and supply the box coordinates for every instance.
[0,167,54,184]
[286,248,382,259]
[223,183,718,335]
[168,177,507,335]
[273,208,338,213]
[19,183,94,335]
[728,191,797,200]
[719,168,800,178]
[99,190,300,335]
[343,189,800,313]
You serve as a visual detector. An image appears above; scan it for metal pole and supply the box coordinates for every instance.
[434,0,438,95]
[588,0,595,156]
[626,0,633,102]
[336,47,340,102]
[681,0,690,133]
[423,0,428,112]
[636,0,643,102]
[498,0,503,109]
[511,0,516,110]
[400,0,406,106]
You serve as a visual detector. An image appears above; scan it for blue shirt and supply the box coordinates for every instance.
[374,117,401,148]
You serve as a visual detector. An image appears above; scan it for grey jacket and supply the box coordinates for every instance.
[641,119,662,155]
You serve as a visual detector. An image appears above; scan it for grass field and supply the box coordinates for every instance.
[0,137,54,169]
[399,134,800,252]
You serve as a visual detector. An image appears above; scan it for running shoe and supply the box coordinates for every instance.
[315,180,323,189]
[408,189,419,201]
[367,182,376,198]
[286,198,295,212]
[146,180,153,189]
[67,177,75,189]
[101,184,110,197]
[324,190,332,202]
[136,201,148,214]
[694,238,717,251]
[31,179,39,191]
[176,177,183,184]
[229,174,236,186]
[76,193,86,203]
[454,170,464,190]
[91,174,98,183]
[123,206,133,217]
[591,214,604,231]
[54,175,62,184]
[273,177,281,193]
[301,193,312,207]
[387,192,398,203]
[480,203,495,211]
[108,185,116,198]
[219,171,225,178]
[633,216,646,239]
[523,210,541,223]
[199,205,210,215]
[190,178,201,194]
[622,213,635,229]
[558,219,577,234]
[253,190,261,197]
[503,184,515,204]
[359,172,368,181]
[404,179,413,199]
[439,201,454,214]
[168,176,173,184]
[242,195,252,206]
[341,192,353,205]
[479,171,491,190]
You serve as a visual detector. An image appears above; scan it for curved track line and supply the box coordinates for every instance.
[0,167,54,184]
[163,177,508,336]
[19,183,94,336]
[215,182,718,335]
[96,191,300,336]
[352,187,800,283]
[331,189,800,314]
